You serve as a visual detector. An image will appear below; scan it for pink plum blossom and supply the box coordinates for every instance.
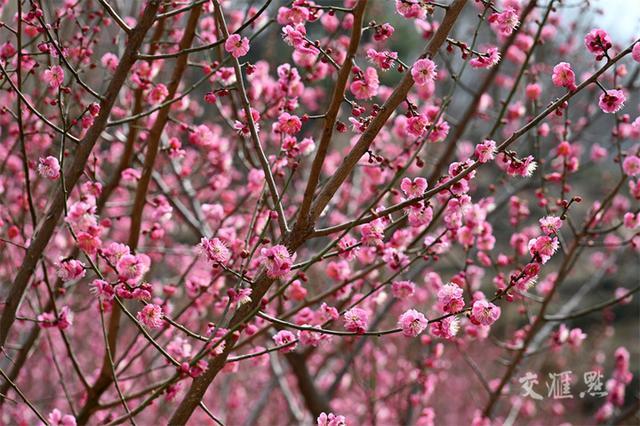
[273,330,297,352]
[552,62,577,91]
[350,67,379,99]
[260,245,295,279]
[584,28,612,58]
[598,89,626,113]
[38,156,61,180]
[200,237,231,264]
[398,309,428,337]
[224,34,250,58]
[47,409,76,426]
[137,304,164,329]
[411,58,437,86]
[343,307,368,334]
[469,300,501,326]
[43,65,64,88]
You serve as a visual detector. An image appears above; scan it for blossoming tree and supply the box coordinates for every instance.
[0,0,638,425]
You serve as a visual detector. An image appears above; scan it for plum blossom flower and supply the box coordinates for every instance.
[382,247,409,270]
[47,408,76,426]
[57,306,73,330]
[343,307,368,334]
[116,253,151,285]
[475,140,497,163]
[101,53,119,70]
[224,34,250,58]
[411,58,437,86]
[66,200,98,233]
[38,306,73,330]
[350,67,379,99]
[623,212,640,229]
[57,259,86,282]
[552,62,577,91]
[408,203,433,227]
[273,330,297,352]
[506,155,537,177]
[528,235,559,264]
[360,218,385,246]
[88,102,100,116]
[398,309,428,337]
[401,177,428,198]
[470,47,500,69]
[430,316,459,339]
[43,65,64,88]
[137,304,164,329]
[622,155,640,176]
[539,216,563,235]
[317,412,347,426]
[367,48,398,70]
[567,328,587,348]
[374,23,395,41]
[392,280,416,299]
[76,231,102,255]
[395,0,426,19]
[282,24,307,49]
[229,287,252,306]
[0,42,16,59]
[200,237,231,264]
[103,242,130,265]
[38,156,61,180]
[406,114,428,137]
[297,325,324,347]
[204,91,217,104]
[584,28,612,58]
[180,359,208,378]
[525,83,541,100]
[276,112,302,135]
[437,283,464,313]
[598,89,625,113]
[488,8,519,36]
[147,83,169,104]
[260,245,295,279]
[631,42,640,63]
[469,300,501,326]
[37,311,56,329]
[276,5,310,25]
[286,280,307,301]
[89,279,115,300]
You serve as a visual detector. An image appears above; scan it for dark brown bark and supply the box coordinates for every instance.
[168,2,468,423]
[0,0,162,352]
[76,5,203,424]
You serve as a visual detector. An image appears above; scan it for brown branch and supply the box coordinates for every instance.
[307,0,468,223]
[75,5,202,424]
[138,0,273,61]
[97,0,131,33]
[0,366,47,423]
[310,38,640,238]
[0,0,161,352]
[482,167,632,418]
[16,0,37,228]
[428,0,537,183]
[285,351,331,418]
[481,240,580,418]
[96,17,168,213]
[212,0,289,235]
[544,285,640,321]
[296,0,368,231]
[0,19,169,404]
